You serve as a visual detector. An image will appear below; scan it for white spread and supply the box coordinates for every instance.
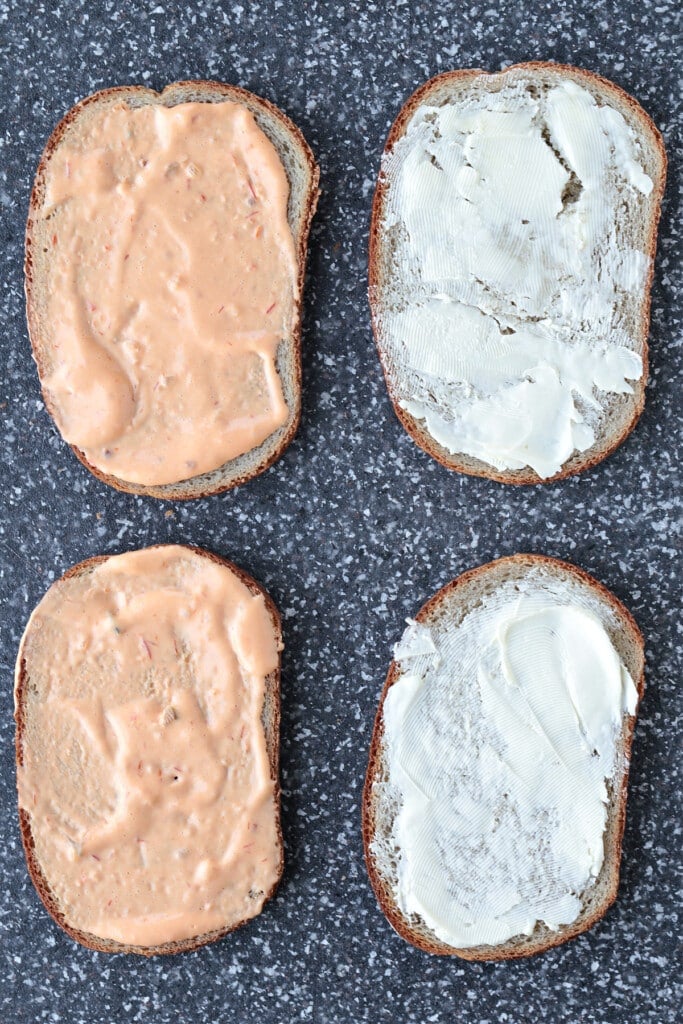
[382,77,654,477]
[379,577,638,948]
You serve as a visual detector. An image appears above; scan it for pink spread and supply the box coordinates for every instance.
[16,546,282,947]
[37,100,297,486]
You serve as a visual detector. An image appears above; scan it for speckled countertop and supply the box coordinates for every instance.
[1,2,681,1022]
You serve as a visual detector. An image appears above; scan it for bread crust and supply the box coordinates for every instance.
[14,544,284,956]
[368,62,667,484]
[362,553,646,959]
[25,81,320,499]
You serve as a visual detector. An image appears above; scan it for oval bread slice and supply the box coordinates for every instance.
[25,80,320,499]
[15,544,283,955]
[369,63,667,484]
[362,554,645,959]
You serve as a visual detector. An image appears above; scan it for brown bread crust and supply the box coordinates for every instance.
[368,62,667,484]
[25,80,320,499]
[15,545,284,956]
[362,554,645,958]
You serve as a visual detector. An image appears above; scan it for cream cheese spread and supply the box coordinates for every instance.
[382,77,654,477]
[379,578,638,948]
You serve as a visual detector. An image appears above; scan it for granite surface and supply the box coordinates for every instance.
[0,2,681,1021]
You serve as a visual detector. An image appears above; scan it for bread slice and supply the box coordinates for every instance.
[362,554,645,959]
[369,63,666,483]
[25,80,320,499]
[15,545,283,955]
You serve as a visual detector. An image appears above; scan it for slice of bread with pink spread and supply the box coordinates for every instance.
[26,81,320,498]
[15,545,283,955]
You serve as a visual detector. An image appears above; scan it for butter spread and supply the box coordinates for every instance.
[17,546,281,947]
[381,78,653,477]
[378,577,638,948]
[38,101,297,486]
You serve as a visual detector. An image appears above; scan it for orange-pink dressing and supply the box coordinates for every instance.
[16,546,282,947]
[38,101,297,486]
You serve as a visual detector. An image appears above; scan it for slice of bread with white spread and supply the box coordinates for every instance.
[15,545,283,955]
[363,554,645,959]
[26,81,319,498]
[369,63,666,483]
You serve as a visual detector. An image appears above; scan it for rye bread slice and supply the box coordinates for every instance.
[25,80,320,499]
[14,544,283,956]
[369,62,667,484]
[362,554,645,959]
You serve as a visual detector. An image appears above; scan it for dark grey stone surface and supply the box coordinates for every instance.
[0,2,681,1021]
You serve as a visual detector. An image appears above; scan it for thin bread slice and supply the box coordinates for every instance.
[25,80,320,499]
[369,63,667,483]
[362,554,645,959]
[15,544,283,955]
